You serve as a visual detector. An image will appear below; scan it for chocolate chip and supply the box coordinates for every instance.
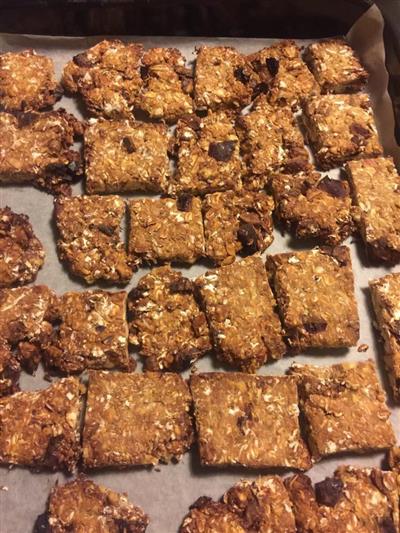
[97,224,115,236]
[317,177,348,198]
[129,287,146,303]
[237,223,259,254]
[95,324,106,332]
[208,141,236,162]
[189,496,213,510]
[73,52,94,68]
[177,194,193,212]
[122,136,136,153]
[140,65,150,79]
[379,517,397,533]
[304,320,327,334]
[170,277,193,294]
[349,123,371,138]
[253,82,269,97]
[234,67,250,84]
[266,57,279,76]
[33,513,50,533]
[315,477,343,507]
[182,114,201,131]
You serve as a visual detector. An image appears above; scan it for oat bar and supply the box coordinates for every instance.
[0,109,83,195]
[236,95,309,188]
[289,360,395,460]
[267,247,359,351]
[304,39,368,94]
[128,266,211,371]
[62,40,143,118]
[202,190,274,265]
[180,498,245,533]
[190,372,311,469]
[194,46,253,111]
[0,342,20,397]
[128,196,204,268]
[85,118,170,194]
[55,195,132,285]
[285,466,399,533]
[196,256,285,372]
[44,290,133,374]
[0,206,45,287]
[370,272,400,401]
[38,475,149,532]
[249,40,319,110]
[0,49,62,112]
[138,47,193,122]
[169,112,242,195]
[302,93,382,169]
[272,171,354,245]
[82,371,193,468]
[346,157,400,262]
[0,377,83,472]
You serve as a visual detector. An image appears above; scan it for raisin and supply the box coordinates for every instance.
[177,194,193,212]
[237,223,258,254]
[73,52,94,68]
[315,477,343,507]
[234,67,250,84]
[266,57,279,76]
[208,141,236,162]
[122,136,136,153]
[304,320,327,334]
[317,177,348,198]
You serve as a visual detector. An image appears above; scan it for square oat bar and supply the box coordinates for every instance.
[249,40,319,110]
[194,46,253,111]
[0,49,62,112]
[202,190,274,266]
[169,112,242,195]
[85,118,170,194]
[82,371,193,467]
[128,196,204,268]
[43,290,133,374]
[346,157,400,262]
[302,93,382,169]
[236,95,309,189]
[128,266,211,371]
[370,272,400,402]
[138,47,193,123]
[190,372,311,469]
[55,195,132,285]
[272,171,354,245]
[62,40,143,118]
[286,467,399,533]
[0,109,83,195]
[304,39,369,94]
[40,475,149,532]
[267,247,359,352]
[195,256,285,372]
[0,377,83,472]
[289,360,395,460]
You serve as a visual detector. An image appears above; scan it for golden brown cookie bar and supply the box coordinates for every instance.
[267,247,359,351]
[138,47,193,122]
[128,266,211,371]
[62,40,143,118]
[37,475,149,533]
[0,377,83,472]
[169,112,242,195]
[85,118,170,194]
[302,93,382,169]
[180,498,246,533]
[190,372,311,469]
[346,157,400,262]
[0,285,55,373]
[289,360,395,460]
[194,46,253,111]
[0,49,62,112]
[249,40,319,110]
[82,371,193,468]
[0,206,45,287]
[202,190,274,266]
[0,109,83,195]
[196,256,285,372]
[272,171,354,245]
[43,290,133,374]
[0,342,20,397]
[285,466,399,533]
[370,273,400,402]
[128,196,204,268]
[236,95,309,189]
[304,39,368,94]
[55,195,132,285]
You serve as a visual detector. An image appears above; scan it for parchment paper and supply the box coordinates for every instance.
[1,5,400,532]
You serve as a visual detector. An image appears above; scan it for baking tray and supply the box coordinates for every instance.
[1,5,400,532]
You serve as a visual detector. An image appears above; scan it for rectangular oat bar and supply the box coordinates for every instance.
[82,371,193,468]
[195,255,285,372]
[190,372,311,469]
[267,247,359,352]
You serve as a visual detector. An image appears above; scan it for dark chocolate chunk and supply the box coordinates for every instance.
[253,82,269,97]
[170,277,193,294]
[315,477,344,507]
[95,324,106,333]
[128,287,147,302]
[379,517,397,533]
[304,320,327,334]
[208,141,236,162]
[266,57,280,76]
[122,137,136,154]
[33,513,50,533]
[97,224,115,236]
[177,194,193,212]
[73,52,95,68]
[237,223,259,254]
[349,123,371,138]
[140,65,150,79]
[317,177,348,198]
[234,67,250,84]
